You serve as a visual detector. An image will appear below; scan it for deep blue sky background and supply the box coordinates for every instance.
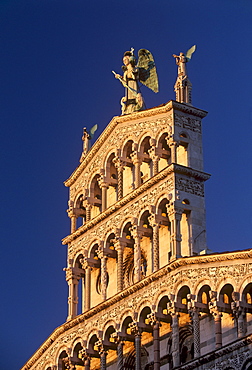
[1,0,252,369]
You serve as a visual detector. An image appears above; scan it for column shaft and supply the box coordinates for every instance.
[101,256,107,301]
[67,278,78,320]
[237,309,246,338]
[101,185,107,212]
[192,309,200,358]
[171,313,180,367]
[214,313,222,348]
[100,351,107,370]
[117,342,124,370]
[135,161,141,188]
[153,224,159,272]
[135,334,141,370]
[71,216,77,233]
[134,236,141,283]
[84,357,90,370]
[117,166,124,200]
[116,245,124,292]
[84,266,91,311]
[153,322,160,370]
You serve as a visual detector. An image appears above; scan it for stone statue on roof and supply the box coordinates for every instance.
[173,45,196,105]
[113,48,159,115]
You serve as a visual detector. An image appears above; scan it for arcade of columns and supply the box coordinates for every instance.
[21,97,252,370]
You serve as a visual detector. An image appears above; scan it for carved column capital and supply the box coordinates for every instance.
[113,156,125,171]
[129,321,142,336]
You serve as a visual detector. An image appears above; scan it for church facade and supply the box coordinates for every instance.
[21,54,252,370]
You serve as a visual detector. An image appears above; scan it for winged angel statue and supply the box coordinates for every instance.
[113,48,159,115]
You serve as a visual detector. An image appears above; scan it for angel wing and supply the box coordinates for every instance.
[185,45,196,61]
[90,124,98,138]
[137,49,159,93]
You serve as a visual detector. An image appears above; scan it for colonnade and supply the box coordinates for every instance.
[67,134,186,234]
[56,284,252,369]
[65,199,189,321]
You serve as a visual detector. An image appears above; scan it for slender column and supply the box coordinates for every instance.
[135,332,141,370]
[153,322,160,370]
[95,340,107,370]
[97,246,108,301]
[131,152,142,188]
[79,348,91,370]
[209,292,222,349]
[167,205,182,260]
[168,139,178,163]
[67,208,77,233]
[148,214,160,272]
[148,140,159,176]
[147,313,160,370]
[100,350,107,370]
[237,308,246,338]
[231,293,247,338]
[167,303,180,368]
[152,156,159,175]
[117,341,124,370]
[191,307,200,358]
[214,312,222,348]
[64,267,79,321]
[129,322,142,370]
[114,240,125,292]
[84,265,91,311]
[113,157,125,200]
[101,184,108,212]
[98,170,108,212]
[101,255,108,300]
[84,357,90,370]
[130,225,141,283]
[85,204,92,222]
[70,215,77,233]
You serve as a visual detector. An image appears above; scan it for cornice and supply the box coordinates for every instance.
[62,164,210,245]
[64,101,208,187]
[21,248,252,370]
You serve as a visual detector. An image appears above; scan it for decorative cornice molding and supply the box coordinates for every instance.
[62,164,210,245]
[64,101,208,187]
[21,248,252,370]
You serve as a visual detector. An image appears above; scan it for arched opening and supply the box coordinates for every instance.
[104,233,116,298]
[72,342,84,368]
[157,198,171,265]
[219,284,235,345]
[58,350,69,370]
[179,325,193,364]
[181,207,191,257]
[75,194,87,229]
[177,132,189,167]
[89,174,102,218]
[105,152,118,207]
[177,286,190,307]
[197,285,211,307]
[87,334,100,369]
[103,325,117,364]
[88,244,101,307]
[219,284,234,309]
[157,295,172,335]
[74,254,85,315]
[139,210,152,275]
[157,133,171,171]
[122,140,134,196]
[242,283,252,333]
[139,136,152,182]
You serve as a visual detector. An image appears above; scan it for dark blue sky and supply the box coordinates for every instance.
[1,1,252,369]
